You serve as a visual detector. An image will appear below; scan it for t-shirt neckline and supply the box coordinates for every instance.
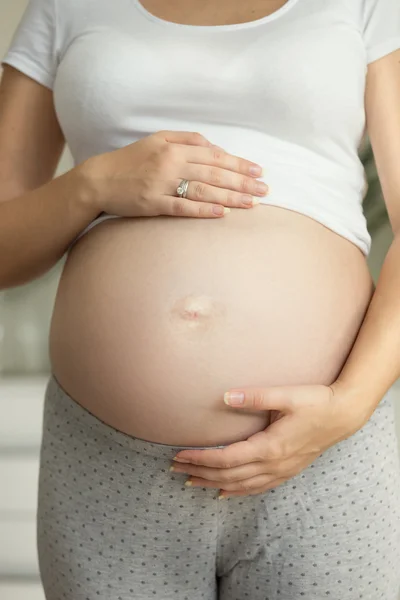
[132,0,300,31]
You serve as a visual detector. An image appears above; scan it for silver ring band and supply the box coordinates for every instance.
[176,179,190,198]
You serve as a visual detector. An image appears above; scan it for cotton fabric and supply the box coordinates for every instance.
[3,0,400,254]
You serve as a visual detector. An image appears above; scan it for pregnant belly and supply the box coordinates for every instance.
[49,204,374,446]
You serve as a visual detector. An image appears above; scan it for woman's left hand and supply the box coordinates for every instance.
[171,381,371,498]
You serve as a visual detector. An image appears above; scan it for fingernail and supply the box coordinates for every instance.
[185,479,193,487]
[249,165,263,176]
[173,456,191,463]
[242,195,261,207]
[169,466,175,472]
[255,182,269,195]
[218,493,225,500]
[224,392,245,405]
[212,206,231,216]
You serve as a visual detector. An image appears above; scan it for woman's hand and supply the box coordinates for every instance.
[171,381,370,498]
[79,130,269,219]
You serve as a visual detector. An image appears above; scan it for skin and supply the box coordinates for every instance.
[136,0,292,26]
[0,65,65,199]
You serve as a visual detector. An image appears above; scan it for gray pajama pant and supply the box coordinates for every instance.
[37,375,400,600]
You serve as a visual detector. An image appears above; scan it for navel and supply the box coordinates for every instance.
[169,294,226,330]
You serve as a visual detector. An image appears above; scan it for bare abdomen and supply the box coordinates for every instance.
[49,204,374,446]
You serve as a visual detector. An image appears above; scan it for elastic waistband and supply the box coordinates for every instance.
[45,375,225,460]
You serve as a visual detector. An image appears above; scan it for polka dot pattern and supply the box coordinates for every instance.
[37,376,400,599]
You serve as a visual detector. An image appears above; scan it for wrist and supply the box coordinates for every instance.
[329,379,374,432]
[72,157,106,218]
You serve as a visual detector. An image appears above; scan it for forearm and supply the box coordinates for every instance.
[334,233,400,415]
[0,164,99,290]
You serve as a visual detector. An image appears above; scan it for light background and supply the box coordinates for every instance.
[0,1,399,599]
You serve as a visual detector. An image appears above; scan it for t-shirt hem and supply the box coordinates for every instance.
[259,200,370,256]
[67,215,122,251]
[1,53,54,90]
[366,37,400,65]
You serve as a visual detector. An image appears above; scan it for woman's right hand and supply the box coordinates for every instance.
[80,130,269,218]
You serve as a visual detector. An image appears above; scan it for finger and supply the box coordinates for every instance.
[223,386,298,413]
[184,144,265,178]
[167,178,262,211]
[171,460,264,483]
[189,473,277,493]
[173,439,262,468]
[182,165,269,199]
[158,130,214,147]
[243,422,295,462]
[161,193,231,219]
[220,476,289,498]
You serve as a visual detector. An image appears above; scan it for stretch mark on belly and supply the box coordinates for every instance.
[170,294,226,331]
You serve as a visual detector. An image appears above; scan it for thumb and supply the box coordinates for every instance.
[223,386,295,412]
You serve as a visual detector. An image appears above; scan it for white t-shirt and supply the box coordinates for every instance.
[2,0,400,255]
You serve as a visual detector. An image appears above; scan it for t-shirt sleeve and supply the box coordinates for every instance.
[362,0,400,64]
[1,0,58,90]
